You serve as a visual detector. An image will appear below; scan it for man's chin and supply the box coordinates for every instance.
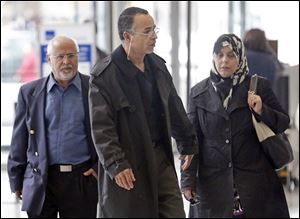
[60,72,76,80]
[146,49,154,54]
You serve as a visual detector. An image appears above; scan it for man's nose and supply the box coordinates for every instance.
[62,55,71,64]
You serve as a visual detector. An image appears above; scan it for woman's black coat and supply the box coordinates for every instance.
[181,75,290,218]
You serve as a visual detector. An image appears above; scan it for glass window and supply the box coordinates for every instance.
[189,2,229,88]
[245,1,299,66]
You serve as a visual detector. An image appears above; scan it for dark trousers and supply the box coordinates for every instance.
[28,161,98,218]
[154,146,186,218]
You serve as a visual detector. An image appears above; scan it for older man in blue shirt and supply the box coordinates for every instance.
[7,36,98,218]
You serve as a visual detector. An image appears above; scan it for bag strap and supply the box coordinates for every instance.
[249,74,275,141]
[251,113,275,142]
[249,74,258,94]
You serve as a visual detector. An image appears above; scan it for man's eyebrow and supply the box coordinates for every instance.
[144,25,156,30]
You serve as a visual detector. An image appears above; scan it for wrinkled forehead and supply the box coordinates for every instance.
[53,41,77,52]
[48,37,78,55]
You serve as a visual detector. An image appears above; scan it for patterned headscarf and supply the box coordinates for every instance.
[210,33,249,110]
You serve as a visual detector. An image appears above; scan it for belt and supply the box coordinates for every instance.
[48,160,90,173]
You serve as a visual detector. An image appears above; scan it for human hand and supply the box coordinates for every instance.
[15,190,22,200]
[83,168,98,181]
[248,91,262,115]
[114,168,136,190]
[182,187,200,206]
[179,154,194,171]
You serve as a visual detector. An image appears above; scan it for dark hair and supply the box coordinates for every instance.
[243,28,273,54]
[118,7,148,40]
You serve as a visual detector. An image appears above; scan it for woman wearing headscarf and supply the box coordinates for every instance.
[181,33,290,218]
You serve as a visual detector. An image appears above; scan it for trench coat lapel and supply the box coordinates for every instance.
[111,45,138,79]
[192,80,229,119]
[147,54,171,106]
[227,81,249,114]
[192,79,249,117]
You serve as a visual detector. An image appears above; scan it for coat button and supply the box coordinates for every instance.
[228,162,232,168]
[225,139,229,144]
[30,129,35,135]
[225,128,230,132]
[34,152,39,157]
[129,105,136,112]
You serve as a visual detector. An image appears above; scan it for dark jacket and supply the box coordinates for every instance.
[7,73,98,216]
[246,49,280,87]
[89,45,198,217]
[181,75,290,218]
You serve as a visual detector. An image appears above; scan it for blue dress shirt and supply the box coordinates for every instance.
[45,73,90,165]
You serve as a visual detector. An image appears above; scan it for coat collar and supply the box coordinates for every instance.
[29,73,88,113]
[191,78,249,118]
[111,45,168,78]
[47,72,82,93]
[191,79,228,119]
[227,76,250,114]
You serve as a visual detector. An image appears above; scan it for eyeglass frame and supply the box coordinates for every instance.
[50,52,79,62]
[129,26,160,37]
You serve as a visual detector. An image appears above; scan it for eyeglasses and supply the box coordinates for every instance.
[51,53,78,62]
[130,27,160,37]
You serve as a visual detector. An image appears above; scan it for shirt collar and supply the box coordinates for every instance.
[47,72,81,93]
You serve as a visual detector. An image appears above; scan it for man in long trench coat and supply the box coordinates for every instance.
[89,7,198,218]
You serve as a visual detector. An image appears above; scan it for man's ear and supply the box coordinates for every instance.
[123,32,132,43]
[46,55,51,64]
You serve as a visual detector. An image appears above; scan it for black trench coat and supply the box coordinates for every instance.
[181,75,290,218]
[89,45,197,218]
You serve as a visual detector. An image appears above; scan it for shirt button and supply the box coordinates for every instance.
[228,162,232,168]
[225,128,230,132]
[33,168,38,172]
[34,152,39,157]
[30,129,35,135]
[225,139,230,144]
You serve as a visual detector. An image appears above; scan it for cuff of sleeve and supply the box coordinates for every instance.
[177,139,199,155]
[106,159,131,180]
[9,179,23,193]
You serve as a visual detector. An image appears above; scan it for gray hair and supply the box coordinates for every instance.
[47,36,79,55]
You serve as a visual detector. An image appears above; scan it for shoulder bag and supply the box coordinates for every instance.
[249,74,294,170]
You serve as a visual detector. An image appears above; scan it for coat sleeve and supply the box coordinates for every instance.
[89,76,130,179]
[255,77,290,133]
[180,90,201,190]
[7,86,28,192]
[168,81,198,155]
